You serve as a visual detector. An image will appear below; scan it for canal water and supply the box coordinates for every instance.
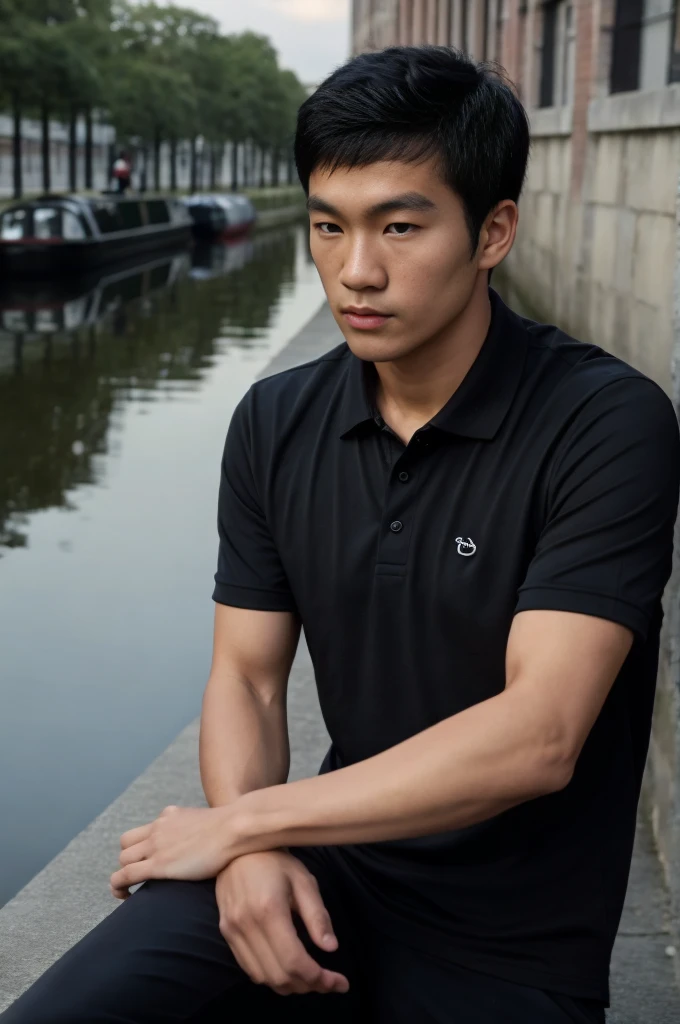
[0,222,325,908]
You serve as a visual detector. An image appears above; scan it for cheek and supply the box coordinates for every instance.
[310,239,340,286]
[392,243,474,313]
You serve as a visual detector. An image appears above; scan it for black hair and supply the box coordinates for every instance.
[295,46,530,252]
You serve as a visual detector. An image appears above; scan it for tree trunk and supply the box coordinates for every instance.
[170,137,177,191]
[153,130,161,192]
[248,142,254,187]
[85,108,93,189]
[12,93,22,199]
[218,144,224,188]
[209,144,216,190]
[271,146,279,188]
[286,151,294,186]
[230,141,238,191]
[68,108,77,193]
[259,147,266,189]
[190,136,198,192]
[139,147,148,192]
[40,102,51,194]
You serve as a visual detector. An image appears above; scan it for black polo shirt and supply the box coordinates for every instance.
[213,289,679,1002]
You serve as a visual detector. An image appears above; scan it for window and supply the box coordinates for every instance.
[496,0,505,61]
[118,201,143,231]
[463,0,475,54]
[63,211,87,240]
[672,0,680,78]
[539,0,576,106]
[93,202,122,234]
[640,0,676,88]
[483,0,504,59]
[1,209,29,241]
[33,208,62,240]
[610,0,676,91]
[146,200,170,225]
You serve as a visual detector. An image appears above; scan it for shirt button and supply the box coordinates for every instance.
[398,471,409,483]
[390,520,403,533]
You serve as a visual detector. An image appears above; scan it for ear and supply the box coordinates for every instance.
[476,200,518,271]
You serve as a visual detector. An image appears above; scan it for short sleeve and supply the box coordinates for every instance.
[516,377,680,639]
[212,391,297,612]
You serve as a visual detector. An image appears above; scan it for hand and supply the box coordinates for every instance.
[110,804,234,899]
[216,850,350,996]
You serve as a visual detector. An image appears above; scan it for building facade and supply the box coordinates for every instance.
[354,0,680,968]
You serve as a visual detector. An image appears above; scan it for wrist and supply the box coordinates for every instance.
[223,786,292,861]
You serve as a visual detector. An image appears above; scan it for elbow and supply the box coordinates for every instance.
[530,743,577,796]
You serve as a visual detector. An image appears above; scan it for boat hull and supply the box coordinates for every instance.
[0,225,192,278]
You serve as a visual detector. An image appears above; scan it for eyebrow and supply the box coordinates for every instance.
[306,191,438,218]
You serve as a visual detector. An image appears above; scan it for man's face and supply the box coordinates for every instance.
[308,156,486,363]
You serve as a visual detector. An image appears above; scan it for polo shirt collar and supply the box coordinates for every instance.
[338,288,528,442]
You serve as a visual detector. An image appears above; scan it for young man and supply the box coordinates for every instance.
[3,46,679,1024]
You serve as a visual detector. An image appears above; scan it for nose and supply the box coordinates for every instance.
[339,234,388,293]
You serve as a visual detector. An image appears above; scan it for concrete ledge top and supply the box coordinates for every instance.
[529,104,574,138]
[589,84,680,134]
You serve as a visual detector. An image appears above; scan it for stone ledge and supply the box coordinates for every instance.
[529,105,573,138]
[589,85,680,134]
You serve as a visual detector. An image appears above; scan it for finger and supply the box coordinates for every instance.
[120,823,153,849]
[291,871,338,952]
[260,906,349,994]
[226,898,321,995]
[110,858,158,893]
[244,927,303,994]
[119,839,152,868]
[222,931,266,986]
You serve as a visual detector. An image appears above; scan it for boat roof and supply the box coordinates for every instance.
[1,194,175,213]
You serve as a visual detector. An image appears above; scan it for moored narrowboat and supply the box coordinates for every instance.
[0,195,193,278]
[180,193,257,240]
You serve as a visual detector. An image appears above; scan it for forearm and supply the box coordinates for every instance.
[229,687,572,855]
[200,671,290,807]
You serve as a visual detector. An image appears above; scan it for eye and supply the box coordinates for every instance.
[315,222,342,234]
[386,223,417,236]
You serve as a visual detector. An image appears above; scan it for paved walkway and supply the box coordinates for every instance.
[0,301,678,1020]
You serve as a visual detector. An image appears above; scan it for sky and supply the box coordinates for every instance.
[179,0,351,85]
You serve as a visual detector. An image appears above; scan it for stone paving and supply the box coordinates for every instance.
[0,301,678,1020]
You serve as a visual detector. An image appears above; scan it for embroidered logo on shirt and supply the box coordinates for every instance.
[455,537,476,557]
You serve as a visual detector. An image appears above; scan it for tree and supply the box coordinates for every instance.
[109,2,213,190]
[0,22,38,197]
[108,58,196,191]
[274,70,307,188]
[0,0,308,199]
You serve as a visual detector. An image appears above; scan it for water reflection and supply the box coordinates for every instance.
[0,229,299,552]
[0,222,325,908]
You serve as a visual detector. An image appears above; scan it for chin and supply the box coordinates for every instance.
[344,335,421,363]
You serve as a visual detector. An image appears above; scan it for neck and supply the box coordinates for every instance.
[375,277,492,444]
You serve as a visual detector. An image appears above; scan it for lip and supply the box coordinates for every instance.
[341,306,393,330]
[342,306,390,315]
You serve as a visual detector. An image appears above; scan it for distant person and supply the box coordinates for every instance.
[3,46,679,1024]
[112,152,131,194]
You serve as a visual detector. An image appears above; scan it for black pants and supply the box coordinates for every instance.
[0,847,604,1024]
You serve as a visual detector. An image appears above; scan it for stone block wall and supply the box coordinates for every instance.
[509,98,679,395]
[506,91,680,953]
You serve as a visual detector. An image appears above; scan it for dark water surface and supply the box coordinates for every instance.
[0,224,325,907]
